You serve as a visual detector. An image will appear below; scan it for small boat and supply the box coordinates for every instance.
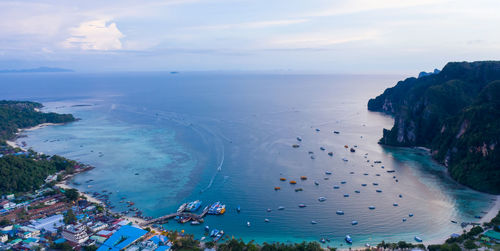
[205,226,210,232]
[344,194,349,197]
[336,210,344,215]
[325,171,332,175]
[267,208,272,212]
[308,151,314,154]
[278,206,285,210]
[280,177,286,181]
[349,171,355,174]
[210,229,219,237]
[399,194,403,198]
[311,220,318,224]
[342,158,348,162]
[333,185,340,189]
[393,203,398,207]
[247,221,251,227]
[300,176,307,180]
[451,220,457,224]
[341,181,346,184]
[376,190,382,193]
[320,238,326,243]
[414,236,422,242]
[298,204,307,208]
[402,218,407,222]
[387,170,395,173]
[345,235,353,244]
[373,183,379,186]
[265,218,270,222]
[350,148,355,152]
[351,221,358,225]
[237,205,241,213]
[376,174,381,176]
[361,184,367,186]
[333,131,340,134]
[315,128,320,132]
[328,152,333,156]
[201,237,206,241]
[296,137,302,142]
[314,181,319,186]
[191,221,200,225]
[320,147,325,151]
[274,187,281,191]
[318,197,326,202]
[368,206,376,210]
[295,188,303,192]
[344,145,349,148]
[214,230,225,242]
[292,144,300,148]
[363,173,369,175]
[409,213,414,217]
[289,180,297,184]
[310,155,315,159]
[355,190,360,193]
[374,160,382,164]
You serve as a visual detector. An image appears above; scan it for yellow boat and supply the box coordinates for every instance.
[274,187,281,190]
[280,178,286,181]
[300,176,307,180]
[344,145,349,148]
[290,180,297,184]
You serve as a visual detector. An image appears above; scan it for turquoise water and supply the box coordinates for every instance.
[0,73,496,248]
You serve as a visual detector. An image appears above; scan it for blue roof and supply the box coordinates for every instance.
[97,225,147,251]
[149,235,168,245]
[54,238,66,244]
[156,246,171,251]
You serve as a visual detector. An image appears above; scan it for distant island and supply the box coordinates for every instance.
[368,61,500,194]
[0,66,73,73]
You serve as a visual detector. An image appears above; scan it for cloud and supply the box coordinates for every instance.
[63,19,124,50]
[306,0,448,17]
[268,31,379,49]
[188,19,309,30]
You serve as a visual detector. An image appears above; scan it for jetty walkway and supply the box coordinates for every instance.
[141,206,209,226]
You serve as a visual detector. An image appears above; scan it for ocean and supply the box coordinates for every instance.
[0,72,495,248]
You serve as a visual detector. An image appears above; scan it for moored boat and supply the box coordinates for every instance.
[177,203,187,213]
[185,200,202,212]
[345,235,353,244]
[414,236,422,242]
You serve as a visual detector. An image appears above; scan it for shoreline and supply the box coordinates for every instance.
[7,110,500,249]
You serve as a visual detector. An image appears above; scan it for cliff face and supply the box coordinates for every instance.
[368,61,500,194]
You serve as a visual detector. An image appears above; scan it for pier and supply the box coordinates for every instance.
[141,206,210,226]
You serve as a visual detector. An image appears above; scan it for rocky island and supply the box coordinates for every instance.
[368,61,500,194]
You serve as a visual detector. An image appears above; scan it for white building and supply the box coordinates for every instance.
[62,224,89,244]
[0,234,8,243]
[29,214,64,233]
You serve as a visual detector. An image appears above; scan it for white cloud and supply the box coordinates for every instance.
[268,30,379,49]
[189,19,309,30]
[63,19,124,50]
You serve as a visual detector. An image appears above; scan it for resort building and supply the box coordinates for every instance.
[62,224,89,244]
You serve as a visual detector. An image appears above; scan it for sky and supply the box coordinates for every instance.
[0,0,499,73]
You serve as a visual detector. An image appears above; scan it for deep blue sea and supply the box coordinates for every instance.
[0,72,496,248]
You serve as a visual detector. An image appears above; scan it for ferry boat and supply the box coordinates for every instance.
[177,203,187,213]
[345,235,353,244]
[185,200,202,212]
[208,202,226,215]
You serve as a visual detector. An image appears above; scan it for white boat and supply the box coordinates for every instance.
[318,197,326,202]
[414,236,422,242]
[336,210,344,215]
[311,220,318,224]
[247,221,251,227]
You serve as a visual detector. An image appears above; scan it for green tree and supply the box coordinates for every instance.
[64,209,77,224]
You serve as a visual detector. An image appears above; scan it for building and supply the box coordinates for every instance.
[62,224,89,244]
[29,214,64,233]
[88,221,109,233]
[97,225,147,251]
[0,234,8,243]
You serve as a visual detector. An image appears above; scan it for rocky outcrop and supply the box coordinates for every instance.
[368,61,500,194]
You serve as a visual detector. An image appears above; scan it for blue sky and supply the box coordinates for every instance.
[0,0,499,73]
